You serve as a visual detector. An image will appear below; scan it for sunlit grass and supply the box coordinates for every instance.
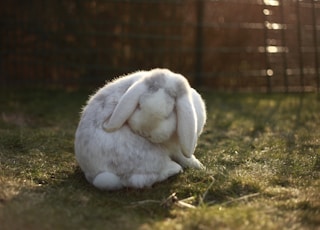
[0,90,319,230]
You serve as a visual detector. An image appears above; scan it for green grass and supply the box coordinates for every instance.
[0,90,319,230]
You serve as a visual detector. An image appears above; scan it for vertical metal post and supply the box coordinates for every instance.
[194,0,204,87]
[279,0,289,93]
[262,4,272,93]
[311,0,319,93]
[296,0,304,92]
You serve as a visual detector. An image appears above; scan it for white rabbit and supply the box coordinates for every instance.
[75,68,206,190]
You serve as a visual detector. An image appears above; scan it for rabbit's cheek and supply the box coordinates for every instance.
[148,115,176,143]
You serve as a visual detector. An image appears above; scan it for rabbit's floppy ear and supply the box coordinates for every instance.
[191,89,207,136]
[176,92,198,158]
[103,80,147,132]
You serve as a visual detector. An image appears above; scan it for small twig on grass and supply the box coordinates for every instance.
[160,192,178,207]
[175,199,196,209]
[130,192,196,209]
[130,200,160,206]
[199,176,215,206]
[161,192,196,209]
[130,176,217,209]
[132,176,264,209]
[179,196,196,203]
[207,192,261,206]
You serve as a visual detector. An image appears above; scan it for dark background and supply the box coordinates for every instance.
[1,0,319,92]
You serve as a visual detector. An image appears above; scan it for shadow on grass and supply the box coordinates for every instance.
[1,164,181,230]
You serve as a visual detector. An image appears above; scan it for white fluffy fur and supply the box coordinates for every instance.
[74,68,206,190]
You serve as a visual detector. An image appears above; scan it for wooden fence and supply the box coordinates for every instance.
[0,0,319,92]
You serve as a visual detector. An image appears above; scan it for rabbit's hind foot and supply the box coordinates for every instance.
[93,171,123,190]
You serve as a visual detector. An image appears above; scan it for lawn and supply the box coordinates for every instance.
[0,89,319,230]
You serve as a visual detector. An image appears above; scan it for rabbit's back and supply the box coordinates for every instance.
[75,124,169,184]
